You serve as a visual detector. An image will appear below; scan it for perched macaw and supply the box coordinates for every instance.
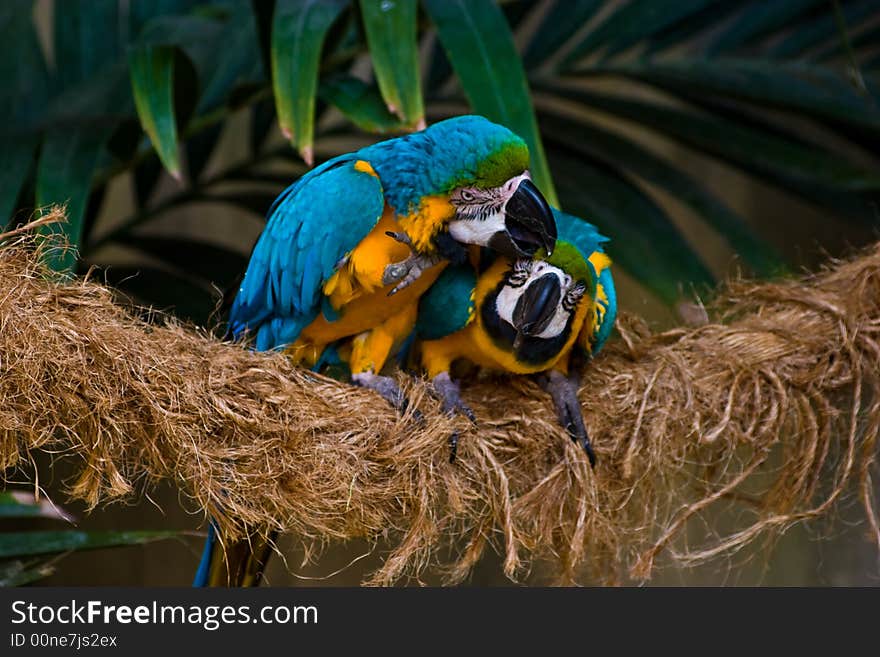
[194,115,557,586]
[228,114,556,408]
[414,209,616,464]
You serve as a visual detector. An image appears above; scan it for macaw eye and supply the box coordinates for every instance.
[508,259,531,287]
[459,189,476,202]
[562,282,587,312]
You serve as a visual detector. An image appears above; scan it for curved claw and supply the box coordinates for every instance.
[351,372,422,424]
[432,372,476,422]
[431,372,476,463]
[382,230,442,294]
[539,370,596,468]
[383,253,443,295]
[382,261,410,287]
[448,432,459,464]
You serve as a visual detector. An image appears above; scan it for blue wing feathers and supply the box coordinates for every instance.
[229,158,384,350]
[553,208,609,256]
[593,265,617,355]
[416,265,478,340]
[552,208,617,355]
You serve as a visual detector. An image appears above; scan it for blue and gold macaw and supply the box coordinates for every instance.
[195,115,558,586]
[414,209,616,464]
[228,114,555,408]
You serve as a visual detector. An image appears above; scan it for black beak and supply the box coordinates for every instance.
[490,179,557,258]
[512,273,561,344]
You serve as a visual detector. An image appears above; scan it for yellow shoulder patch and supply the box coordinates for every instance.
[397,195,455,252]
[354,160,378,177]
[588,251,611,276]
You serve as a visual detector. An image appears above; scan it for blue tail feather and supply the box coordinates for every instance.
[193,520,217,587]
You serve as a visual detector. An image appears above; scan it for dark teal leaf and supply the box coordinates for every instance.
[598,59,880,138]
[135,14,228,108]
[129,45,182,179]
[768,0,876,58]
[601,0,725,60]
[706,0,828,55]
[53,0,121,90]
[319,75,404,134]
[36,126,112,272]
[0,530,178,559]
[813,22,880,63]
[115,235,248,288]
[360,0,424,127]
[423,0,558,206]
[523,0,603,67]
[0,492,73,521]
[545,84,880,192]
[195,4,265,114]
[271,0,349,164]
[550,151,714,305]
[39,61,134,131]
[129,0,200,38]
[0,3,43,222]
[0,0,48,132]
[540,112,784,276]
[644,2,744,56]
[561,0,720,68]
[0,138,37,226]
[0,560,56,587]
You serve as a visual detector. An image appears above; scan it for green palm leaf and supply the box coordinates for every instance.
[359,0,424,128]
[424,0,557,206]
[0,530,179,559]
[538,110,784,276]
[271,0,348,164]
[551,149,714,305]
[129,45,182,179]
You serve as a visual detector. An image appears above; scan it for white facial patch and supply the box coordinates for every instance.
[494,261,575,340]
[533,300,571,339]
[495,283,521,325]
[447,171,532,247]
[448,209,506,246]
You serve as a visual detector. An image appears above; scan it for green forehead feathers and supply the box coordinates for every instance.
[536,241,593,285]
[472,140,530,188]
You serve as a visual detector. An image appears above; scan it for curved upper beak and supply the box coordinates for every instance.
[491,179,557,258]
[512,273,561,343]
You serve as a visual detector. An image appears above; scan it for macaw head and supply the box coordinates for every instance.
[491,241,594,352]
[377,115,557,258]
[448,171,556,259]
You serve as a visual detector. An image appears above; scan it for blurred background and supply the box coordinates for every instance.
[1,0,879,585]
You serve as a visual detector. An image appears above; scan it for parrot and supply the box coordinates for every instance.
[194,115,558,586]
[413,209,616,464]
[227,114,556,409]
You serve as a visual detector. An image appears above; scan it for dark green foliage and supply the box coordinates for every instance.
[3,0,879,313]
[0,492,177,586]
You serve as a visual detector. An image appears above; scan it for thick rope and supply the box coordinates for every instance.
[1,210,878,584]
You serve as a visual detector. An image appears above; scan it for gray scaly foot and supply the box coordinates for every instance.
[352,371,423,424]
[538,370,596,468]
[431,372,477,463]
[382,231,442,296]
